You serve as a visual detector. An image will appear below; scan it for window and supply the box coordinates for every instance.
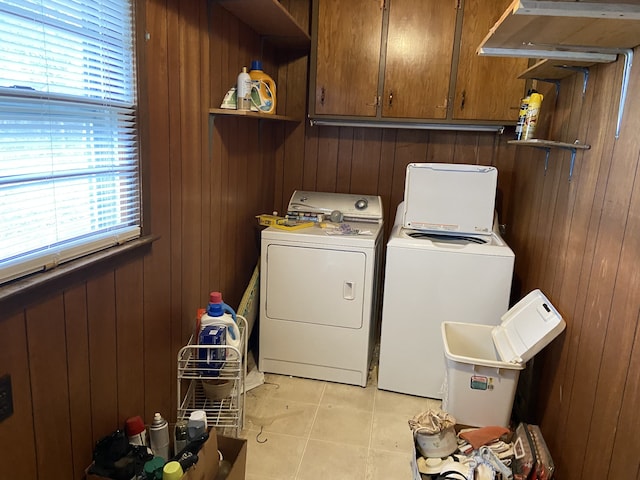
[0,0,140,285]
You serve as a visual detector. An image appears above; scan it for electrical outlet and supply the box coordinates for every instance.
[0,374,13,422]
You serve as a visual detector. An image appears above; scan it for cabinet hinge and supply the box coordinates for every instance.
[456,0,462,9]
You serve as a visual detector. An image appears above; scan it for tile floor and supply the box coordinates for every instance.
[239,365,441,480]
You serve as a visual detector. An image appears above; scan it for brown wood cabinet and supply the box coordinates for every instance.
[310,0,527,123]
[382,0,457,119]
[452,0,528,121]
[314,0,383,116]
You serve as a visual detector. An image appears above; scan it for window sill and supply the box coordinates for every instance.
[0,234,159,306]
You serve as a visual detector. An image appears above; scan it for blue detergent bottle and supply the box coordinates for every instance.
[201,292,239,343]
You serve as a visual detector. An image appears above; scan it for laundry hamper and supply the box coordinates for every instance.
[441,289,565,427]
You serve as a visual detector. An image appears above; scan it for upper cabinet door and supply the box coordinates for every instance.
[382,0,458,119]
[315,0,383,116]
[452,0,528,121]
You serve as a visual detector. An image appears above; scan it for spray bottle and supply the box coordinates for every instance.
[515,89,534,140]
[249,60,276,114]
[522,92,544,140]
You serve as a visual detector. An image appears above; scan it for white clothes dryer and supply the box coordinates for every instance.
[377,203,514,398]
[259,191,384,387]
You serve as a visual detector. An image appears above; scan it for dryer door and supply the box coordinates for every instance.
[265,244,366,328]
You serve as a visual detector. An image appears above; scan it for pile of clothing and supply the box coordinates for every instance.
[410,409,554,480]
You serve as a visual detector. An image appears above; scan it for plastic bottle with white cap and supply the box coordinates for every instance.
[187,410,208,440]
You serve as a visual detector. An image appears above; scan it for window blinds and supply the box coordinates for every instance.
[0,0,140,284]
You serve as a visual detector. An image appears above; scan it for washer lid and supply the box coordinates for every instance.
[492,289,566,364]
[403,163,497,235]
[287,190,383,222]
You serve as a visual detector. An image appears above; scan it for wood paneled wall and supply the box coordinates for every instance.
[1,0,638,478]
[507,56,640,479]
[0,1,302,478]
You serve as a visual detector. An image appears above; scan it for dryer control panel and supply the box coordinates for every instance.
[287,190,383,223]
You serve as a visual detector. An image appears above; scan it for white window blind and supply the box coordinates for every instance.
[0,0,140,285]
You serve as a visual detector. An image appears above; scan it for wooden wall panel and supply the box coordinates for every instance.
[64,284,94,479]
[115,260,146,422]
[26,295,74,478]
[0,1,281,478]
[540,60,622,461]
[180,0,205,343]
[87,272,119,441]
[576,57,640,479]
[495,51,640,480]
[0,312,37,479]
[143,0,175,425]
[605,70,640,479]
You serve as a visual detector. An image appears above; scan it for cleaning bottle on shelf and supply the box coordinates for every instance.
[522,92,544,140]
[515,89,534,140]
[197,292,241,376]
[249,60,276,114]
[236,66,252,111]
[200,291,240,348]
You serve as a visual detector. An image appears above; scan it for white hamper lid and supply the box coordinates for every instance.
[492,289,566,364]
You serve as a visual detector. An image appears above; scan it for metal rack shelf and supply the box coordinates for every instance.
[177,315,248,437]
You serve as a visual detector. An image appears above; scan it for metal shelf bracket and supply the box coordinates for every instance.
[510,139,590,182]
[556,66,590,96]
[616,49,633,139]
[528,145,579,182]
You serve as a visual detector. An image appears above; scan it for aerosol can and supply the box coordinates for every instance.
[515,90,533,140]
[522,92,544,140]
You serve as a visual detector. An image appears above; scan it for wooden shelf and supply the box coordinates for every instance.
[477,1,640,61]
[215,0,310,50]
[508,139,590,181]
[209,108,300,122]
[479,2,638,139]
[508,139,590,150]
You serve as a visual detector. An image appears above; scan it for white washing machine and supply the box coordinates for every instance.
[259,191,384,387]
[377,204,514,398]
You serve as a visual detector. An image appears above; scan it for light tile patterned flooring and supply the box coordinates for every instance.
[240,368,441,480]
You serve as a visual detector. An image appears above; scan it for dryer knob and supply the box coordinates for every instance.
[355,198,368,210]
[330,210,344,223]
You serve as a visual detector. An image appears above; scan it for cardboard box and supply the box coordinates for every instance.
[182,430,247,480]
[86,429,247,480]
